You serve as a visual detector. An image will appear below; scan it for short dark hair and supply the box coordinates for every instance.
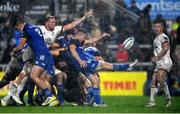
[75,28,87,35]
[44,16,56,23]
[65,29,75,36]
[15,16,25,25]
[154,20,164,27]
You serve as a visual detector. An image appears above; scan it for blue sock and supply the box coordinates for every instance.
[36,92,43,97]
[87,87,93,95]
[93,88,101,104]
[57,84,64,103]
[113,64,129,71]
[44,88,53,97]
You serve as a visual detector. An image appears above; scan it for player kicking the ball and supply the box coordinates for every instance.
[69,29,138,107]
[145,20,172,108]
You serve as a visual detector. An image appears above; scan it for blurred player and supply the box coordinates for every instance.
[145,20,172,108]
[13,17,58,106]
[0,31,24,90]
[69,29,137,107]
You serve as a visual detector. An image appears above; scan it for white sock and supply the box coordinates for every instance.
[162,83,171,99]
[2,82,18,103]
[9,82,18,96]
[150,87,158,102]
[17,77,28,96]
[1,94,11,103]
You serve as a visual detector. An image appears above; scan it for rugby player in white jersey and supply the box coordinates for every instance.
[145,20,172,108]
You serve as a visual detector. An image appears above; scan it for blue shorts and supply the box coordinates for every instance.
[34,53,54,76]
[81,59,99,77]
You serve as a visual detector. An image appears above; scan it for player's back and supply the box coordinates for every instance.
[23,24,49,55]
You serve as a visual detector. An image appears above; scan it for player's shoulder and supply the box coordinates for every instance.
[54,26,63,33]
[38,25,46,31]
[161,33,169,41]
[57,36,65,42]
[57,36,64,40]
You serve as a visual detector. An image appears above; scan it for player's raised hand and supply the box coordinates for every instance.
[79,60,87,68]
[84,9,94,18]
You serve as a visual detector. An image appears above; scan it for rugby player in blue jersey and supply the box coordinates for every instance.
[69,29,138,107]
[12,17,58,106]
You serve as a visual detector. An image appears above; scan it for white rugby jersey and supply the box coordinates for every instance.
[153,33,172,63]
[38,26,63,47]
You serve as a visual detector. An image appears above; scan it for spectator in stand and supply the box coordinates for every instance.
[116,43,129,62]
[177,22,180,44]
[142,4,152,31]
[128,0,140,15]
[171,16,180,44]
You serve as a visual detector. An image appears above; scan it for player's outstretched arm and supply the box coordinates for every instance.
[62,9,94,32]
[70,44,87,68]
[84,33,111,44]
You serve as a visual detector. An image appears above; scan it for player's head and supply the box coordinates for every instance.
[75,28,87,42]
[153,20,164,35]
[45,16,56,31]
[15,16,25,31]
[65,29,75,39]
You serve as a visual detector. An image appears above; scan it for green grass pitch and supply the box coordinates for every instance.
[0,96,180,113]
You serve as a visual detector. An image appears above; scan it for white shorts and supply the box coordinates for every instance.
[154,60,172,72]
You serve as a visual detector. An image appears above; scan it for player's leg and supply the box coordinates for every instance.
[11,62,33,104]
[49,71,68,106]
[145,72,158,107]
[0,81,18,106]
[55,69,65,105]
[40,68,59,106]
[97,59,138,71]
[30,65,49,89]
[157,69,171,107]
[11,72,28,104]
[30,65,55,106]
[0,58,22,89]
[87,73,103,106]
[79,73,93,105]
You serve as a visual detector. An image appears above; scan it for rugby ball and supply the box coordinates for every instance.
[122,37,135,50]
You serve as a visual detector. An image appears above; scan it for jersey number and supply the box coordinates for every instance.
[35,29,43,37]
